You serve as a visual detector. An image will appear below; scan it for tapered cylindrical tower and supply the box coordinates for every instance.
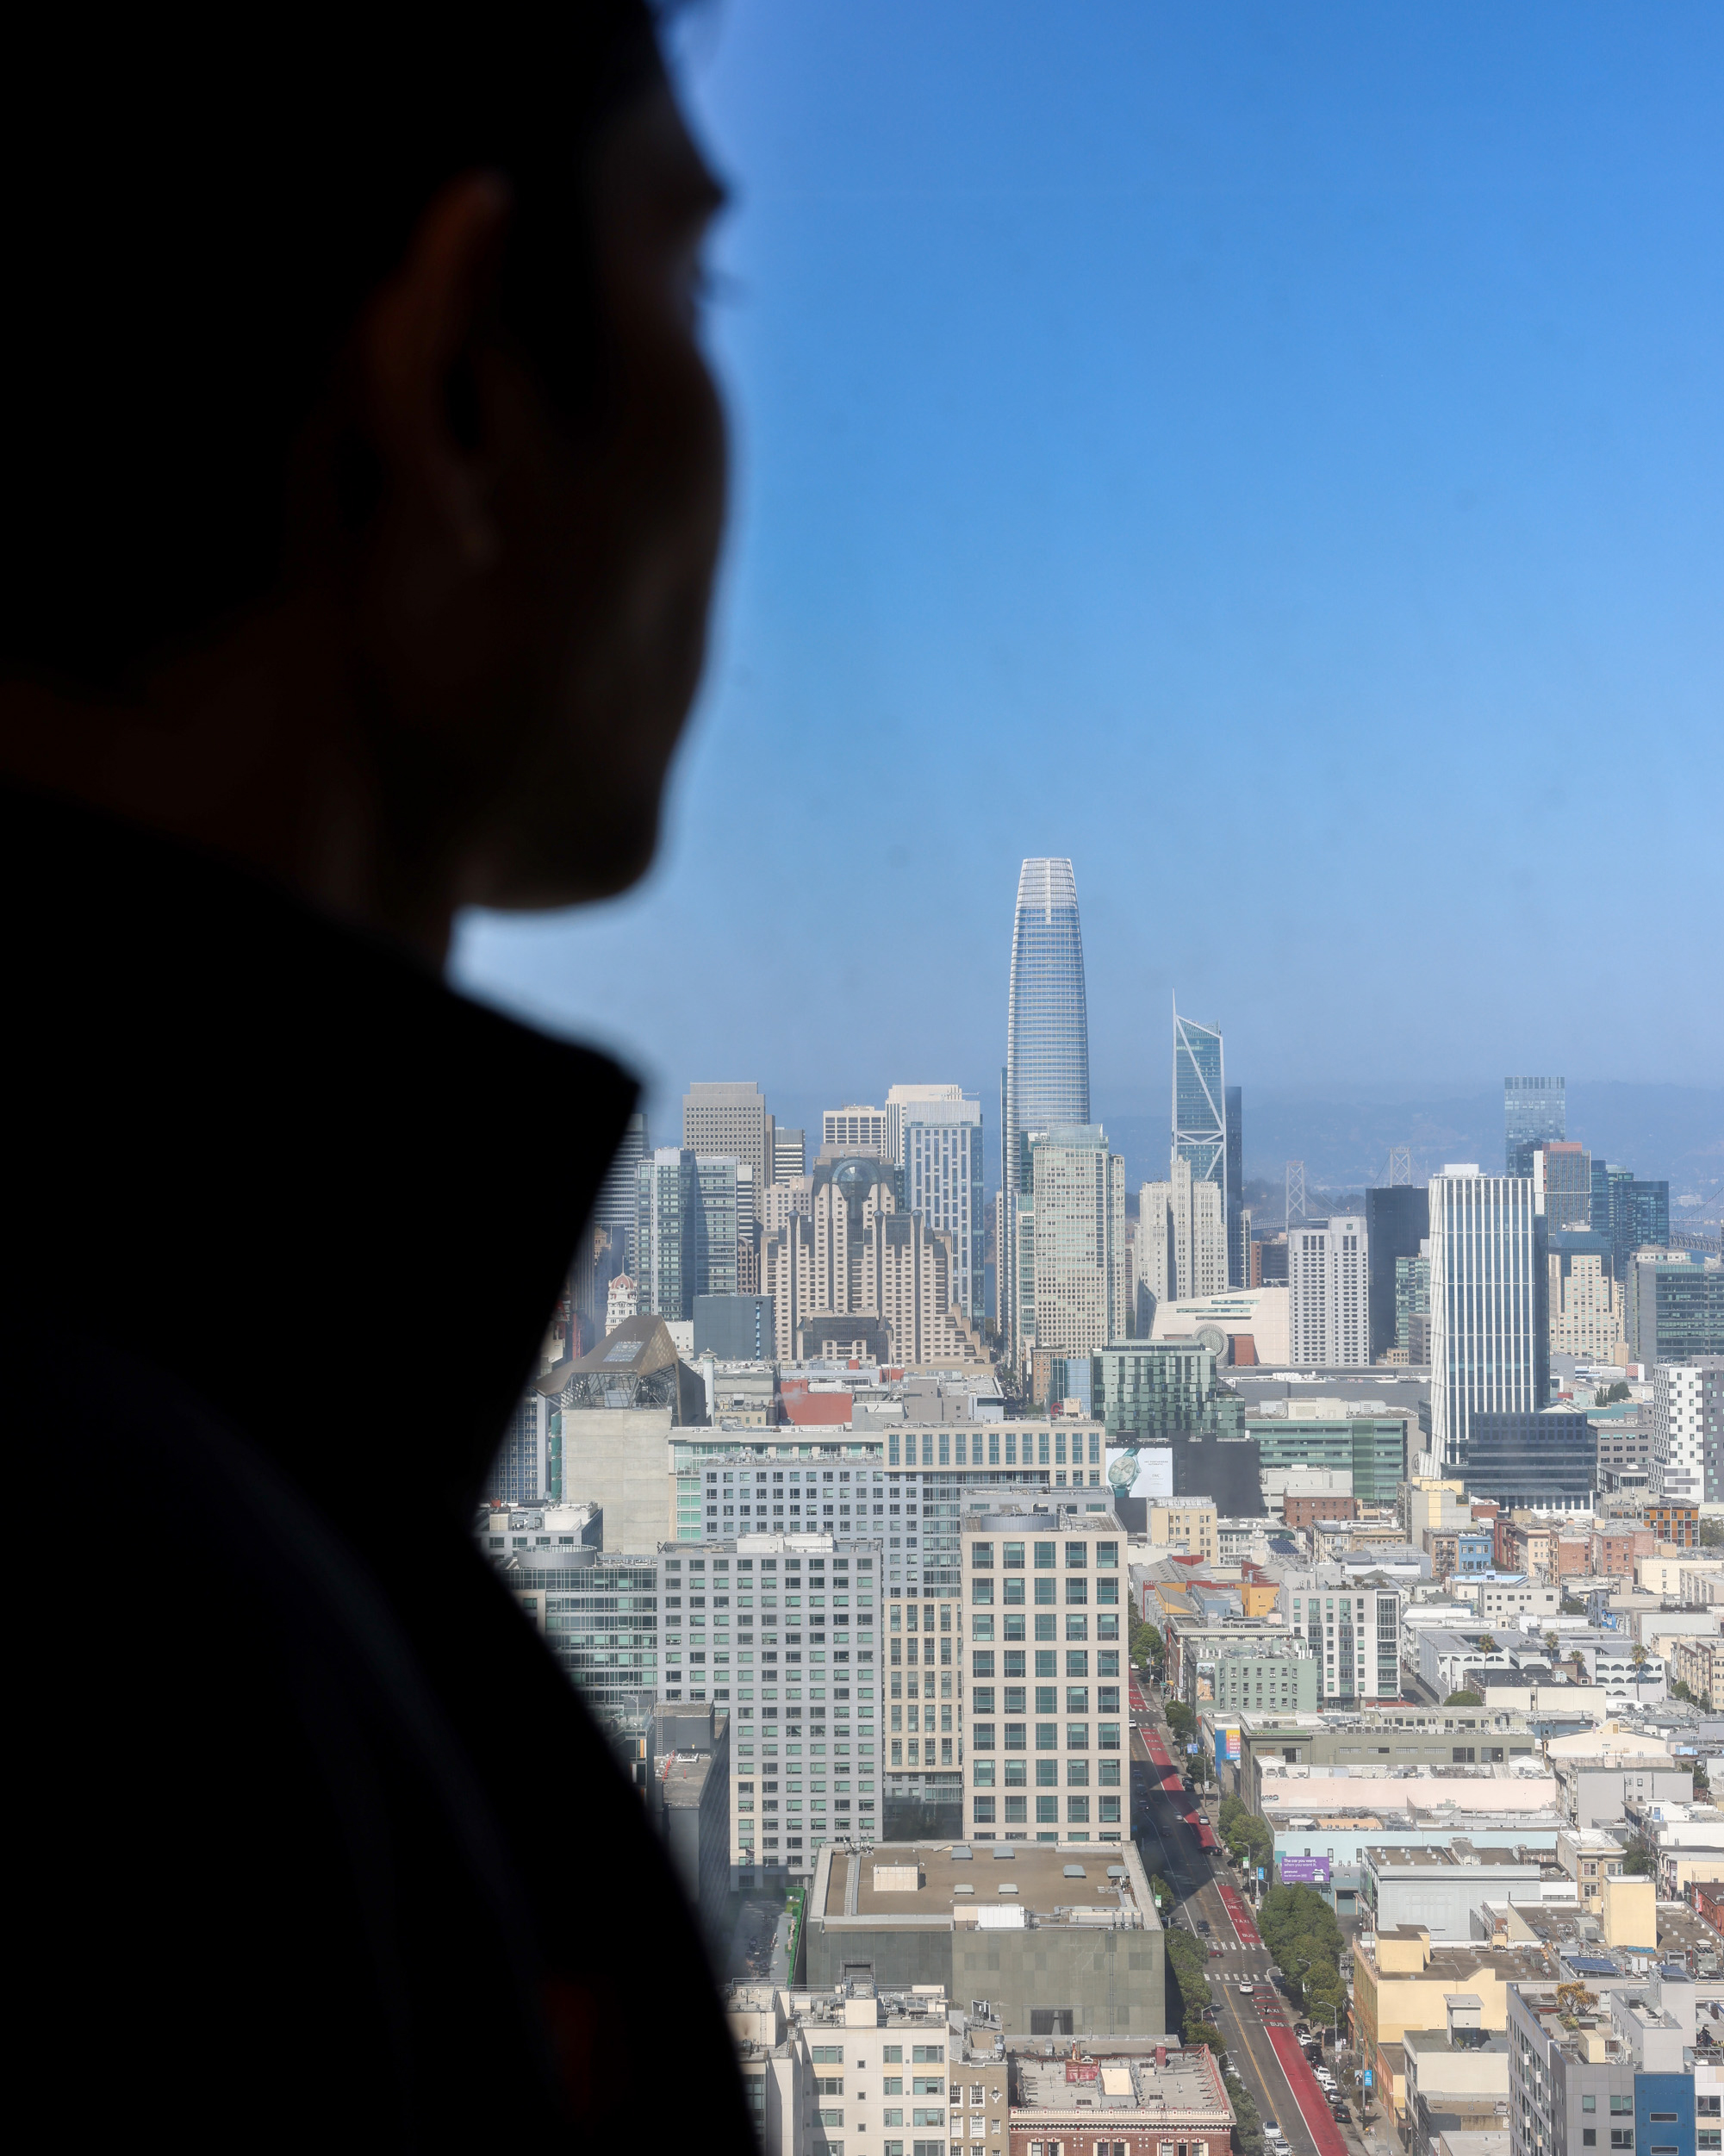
[1003,857,1090,1361]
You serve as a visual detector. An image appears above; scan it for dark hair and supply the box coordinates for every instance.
[0,7,660,689]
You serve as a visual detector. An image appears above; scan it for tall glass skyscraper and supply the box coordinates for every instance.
[1003,857,1090,1357]
[1504,1075,1565,1176]
[1173,1004,1227,1201]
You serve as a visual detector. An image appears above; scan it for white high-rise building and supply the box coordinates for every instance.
[1654,1362,1722,1505]
[1428,1166,1546,1466]
[890,1085,986,1324]
[1287,1216,1370,1367]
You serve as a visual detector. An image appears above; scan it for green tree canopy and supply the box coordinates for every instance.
[1444,1689,1484,1705]
[1259,1883,1346,2014]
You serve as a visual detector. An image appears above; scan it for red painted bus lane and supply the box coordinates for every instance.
[1216,1879,1261,1949]
[1266,2026,1349,2156]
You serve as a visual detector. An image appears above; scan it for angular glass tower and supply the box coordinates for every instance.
[1504,1075,1565,1177]
[1173,1005,1227,1196]
[1003,857,1090,1356]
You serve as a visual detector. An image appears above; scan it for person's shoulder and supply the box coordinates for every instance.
[6,1319,568,2138]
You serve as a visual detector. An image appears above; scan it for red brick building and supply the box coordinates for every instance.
[1284,1492,1358,1532]
[1590,1525,1655,1579]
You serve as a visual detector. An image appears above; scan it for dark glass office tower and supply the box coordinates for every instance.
[1534,1141,1592,1230]
[1504,1075,1565,1176]
[1003,858,1091,1357]
[1366,1184,1430,1363]
[1225,1084,1246,1288]
[1628,1179,1671,1256]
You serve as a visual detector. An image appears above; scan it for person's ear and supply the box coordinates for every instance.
[359,173,515,573]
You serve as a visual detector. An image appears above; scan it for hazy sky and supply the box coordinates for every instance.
[455,1,1723,1131]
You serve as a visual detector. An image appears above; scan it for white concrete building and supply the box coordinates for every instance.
[1428,1167,1544,1465]
[1288,1215,1370,1368]
[1655,1361,1721,1507]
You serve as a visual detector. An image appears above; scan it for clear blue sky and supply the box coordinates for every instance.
[456,0,1723,1137]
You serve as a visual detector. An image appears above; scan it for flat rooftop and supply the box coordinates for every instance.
[821,1842,1151,1926]
[1366,1843,1546,1872]
[1011,2046,1230,2123]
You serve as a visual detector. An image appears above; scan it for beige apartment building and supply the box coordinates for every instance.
[1549,1249,1621,1362]
[760,1155,985,1365]
[1671,1633,1724,1708]
[1146,1502,1219,1564]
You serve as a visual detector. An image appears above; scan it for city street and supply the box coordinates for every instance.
[1130,1689,1367,2156]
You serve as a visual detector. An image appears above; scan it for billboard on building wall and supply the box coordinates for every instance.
[1211,1722,1242,1764]
[1106,1444,1174,1501]
[1280,1854,1331,1886]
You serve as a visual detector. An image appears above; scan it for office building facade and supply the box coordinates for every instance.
[1454,1410,1596,1510]
[1428,1166,1547,1466]
[963,1509,1130,1842]
[1030,1125,1128,1357]
[773,1127,806,1181]
[1095,1339,1232,1445]
[1173,1006,1227,1235]
[637,1147,700,1320]
[821,1103,896,1161]
[1138,1155,1227,1318]
[1504,1075,1565,1177]
[1396,1245,1431,1357]
[1591,1164,1671,1281]
[1003,859,1091,1363]
[893,1084,986,1324]
[683,1081,775,1206]
[1247,1411,1408,1506]
[1628,1254,1724,1366]
[592,1106,649,1277]
[1226,1084,1248,1289]
[1367,1184,1431,1364]
[1534,1141,1593,1231]
[1288,1216,1370,1367]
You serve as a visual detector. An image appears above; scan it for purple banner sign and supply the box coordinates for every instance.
[1279,1854,1331,1886]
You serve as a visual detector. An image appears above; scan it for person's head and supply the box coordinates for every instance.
[0,7,725,928]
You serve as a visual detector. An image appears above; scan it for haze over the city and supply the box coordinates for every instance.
[455,2,1722,1178]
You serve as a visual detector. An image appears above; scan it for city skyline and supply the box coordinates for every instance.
[454,2,1723,1105]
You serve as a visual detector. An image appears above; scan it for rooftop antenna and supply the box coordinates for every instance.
[1388,1146,1414,1187]
[1285,1161,1307,1229]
